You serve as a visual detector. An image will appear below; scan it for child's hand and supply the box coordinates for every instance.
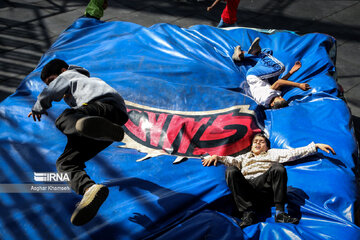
[315,143,336,155]
[207,6,213,12]
[299,83,311,91]
[290,61,302,74]
[202,155,221,167]
[28,111,47,122]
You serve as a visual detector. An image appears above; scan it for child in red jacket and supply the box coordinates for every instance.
[207,0,241,28]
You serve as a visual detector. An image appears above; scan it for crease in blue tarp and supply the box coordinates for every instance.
[0,17,359,240]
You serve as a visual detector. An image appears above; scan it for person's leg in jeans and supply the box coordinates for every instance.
[217,18,227,28]
[232,39,288,108]
[217,18,237,28]
[232,43,284,79]
[244,49,287,107]
[246,49,285,80]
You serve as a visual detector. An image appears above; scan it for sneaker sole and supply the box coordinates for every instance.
[248,37,260,55]
[75,116,124,142]
[71,185,109,226]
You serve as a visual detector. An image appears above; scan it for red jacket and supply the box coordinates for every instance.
[221,0,240,24]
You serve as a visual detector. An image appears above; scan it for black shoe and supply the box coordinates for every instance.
[71,184,109,226]
[239,211,256,228]
[275,212,299,224]
[75,116,124,142]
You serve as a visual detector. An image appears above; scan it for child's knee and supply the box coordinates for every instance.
[56,158,66,173]
[271,163,287,175]
[226,166,241,179]
[55,109,75,129]
[261,48,273,55]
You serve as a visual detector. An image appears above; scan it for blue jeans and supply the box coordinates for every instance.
[246,49,285,80]
[217,18,237,28]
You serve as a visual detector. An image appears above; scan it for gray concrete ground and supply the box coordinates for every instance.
[1,0,360,144]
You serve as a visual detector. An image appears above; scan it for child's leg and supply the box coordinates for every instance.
[56,134,111,195]
[217,18,237,28]
[246,49,285,80]
[55,101,127,193]
[56,102,127,141]
[217,18,227,28]
[56,134,111,225]
[84,0,107,20]
[55,101,128,225]
[225,166,257,214]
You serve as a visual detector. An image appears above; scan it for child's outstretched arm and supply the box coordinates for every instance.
[207,0,221,11]
[277,142,336,164]
[315,143,336,155]
[28,75,70,122]
[281,61,302,80]
[271,61,310,91]
[271,79,310,91]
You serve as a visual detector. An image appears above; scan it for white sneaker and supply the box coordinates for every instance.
[71,184,109,226]
[232,45,243,61]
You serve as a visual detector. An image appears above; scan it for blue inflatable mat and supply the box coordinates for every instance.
[0,17,359,239]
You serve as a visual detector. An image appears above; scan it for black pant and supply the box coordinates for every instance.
[225,163,287,214]
[55,101,128,195]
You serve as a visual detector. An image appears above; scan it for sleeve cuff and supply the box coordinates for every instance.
[309,142,317,153]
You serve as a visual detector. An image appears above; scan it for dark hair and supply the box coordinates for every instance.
[41,59,69,82]
[252,133,270,148]
[271,99,288,109]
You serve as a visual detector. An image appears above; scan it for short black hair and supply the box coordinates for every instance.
[41,59,69,82]
[252,133,270,148]
[271,99,288,109]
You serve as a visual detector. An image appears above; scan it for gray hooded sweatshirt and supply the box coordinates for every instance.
[32,65,127,115]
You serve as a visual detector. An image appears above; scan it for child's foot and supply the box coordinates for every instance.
[71,184,109,226]
[76,116,124,142]
[248,37,261,55]
[239,211,256,228]
[232,45,244,62]
[275,212,299,224]
[84,0,108,20]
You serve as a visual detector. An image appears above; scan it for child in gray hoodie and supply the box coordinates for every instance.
[29,59,128,226]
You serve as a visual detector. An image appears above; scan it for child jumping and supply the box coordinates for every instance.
[28,59,128,226]
[233,37,311,109]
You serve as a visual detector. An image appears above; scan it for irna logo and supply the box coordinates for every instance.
[34,172,70,182]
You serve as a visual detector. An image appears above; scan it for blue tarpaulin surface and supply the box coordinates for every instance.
[0,17,359,239]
